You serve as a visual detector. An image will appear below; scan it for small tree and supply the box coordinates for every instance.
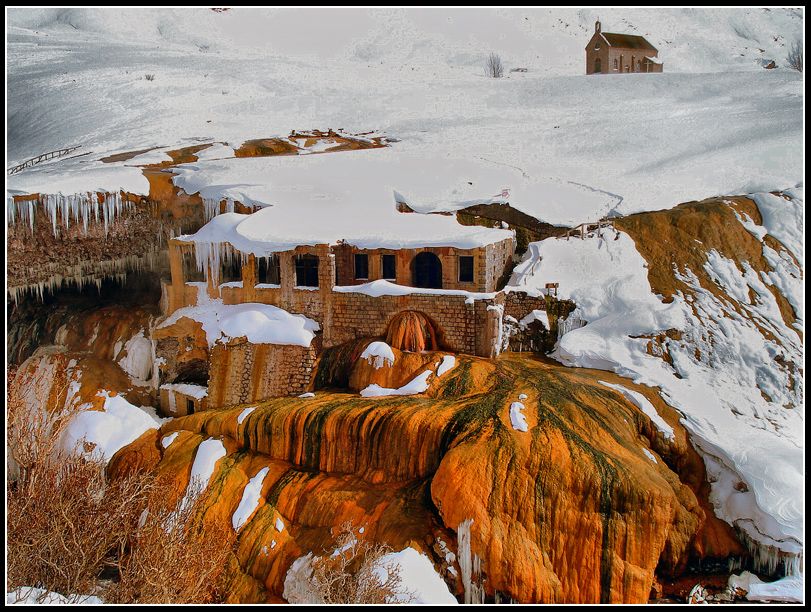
[786,38,803,72]
[485,52,504,78]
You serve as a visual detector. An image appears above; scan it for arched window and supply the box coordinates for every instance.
[594,58,602,73]
[637,60,642,72]
[412,252,443,289]
[613,58,618,71]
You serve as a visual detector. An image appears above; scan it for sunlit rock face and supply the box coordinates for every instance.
[111,350,743,603]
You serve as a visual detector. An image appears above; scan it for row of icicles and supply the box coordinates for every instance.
[7,249,166,304]
[6,191,133,237]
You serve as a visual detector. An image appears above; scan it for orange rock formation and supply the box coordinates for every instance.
[109,349,743,603]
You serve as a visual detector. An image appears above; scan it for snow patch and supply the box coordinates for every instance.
[361,341,395,369]
[360,370,432,398]
[232,466,269,531]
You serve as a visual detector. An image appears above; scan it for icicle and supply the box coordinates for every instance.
[457,519,485,604]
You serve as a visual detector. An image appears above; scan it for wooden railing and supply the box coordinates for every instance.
[7,145,82,175]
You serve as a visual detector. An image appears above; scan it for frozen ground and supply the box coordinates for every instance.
[6,7,803,224]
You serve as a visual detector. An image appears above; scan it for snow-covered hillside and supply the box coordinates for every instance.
[507,190,804,577]
[6,7,803,220]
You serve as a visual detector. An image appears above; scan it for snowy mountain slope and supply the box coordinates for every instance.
[506,190,804,572]
[6,8,803,221]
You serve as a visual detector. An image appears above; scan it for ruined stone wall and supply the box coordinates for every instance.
[483,238,515,290]
[207,339,317,408]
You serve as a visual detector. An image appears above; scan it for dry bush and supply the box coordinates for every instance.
[6,379,234,604]
[786,38,803,72]
[285,521,414,604]
[107,477,236,604]
[485,52,504,78]
[6,382,151,603]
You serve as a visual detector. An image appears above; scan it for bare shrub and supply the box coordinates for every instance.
[106,478,236,604]
[284,521,414,604]
[484,52,504,78]
[786,38,803,72]
[6,381,151,602]
[6,380,234,604]
[144,73,155,81]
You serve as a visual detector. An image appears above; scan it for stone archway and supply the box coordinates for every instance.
[412,252,442,289]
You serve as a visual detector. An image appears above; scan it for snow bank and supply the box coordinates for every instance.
[361,370,432,398]
[361,341,396,369]
[159,299,320,348]
[374,548,459,604]
[729,571,803,603]
[62,391,163,462]
[751,191,804,264]
[232,466,269,531]
[598,381,675,441]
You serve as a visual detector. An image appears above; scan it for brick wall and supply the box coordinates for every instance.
[207,339,317,408]
[328,291,501,357]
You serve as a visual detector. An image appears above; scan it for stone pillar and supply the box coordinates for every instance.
[366,250,380,281]
[396,249,413,286]
[279,251,295,311]
[243,254,257,302]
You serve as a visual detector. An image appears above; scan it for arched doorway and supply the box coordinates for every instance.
[412,252,442,289]
[594,58,602,73]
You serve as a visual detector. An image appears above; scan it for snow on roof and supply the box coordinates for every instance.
[645,56,663,64]
[333,280,497,302]
[173,149,516,252]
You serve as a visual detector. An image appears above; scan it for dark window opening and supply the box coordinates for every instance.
[295,254,319,287]
[354,253,369,280]
[182,251,205,282]
[413,252,443,289]
[186,399,195,414]
[458,256,474,283]
[257,255,280,285]
[221,256,242,284]
[382,254,396,280]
